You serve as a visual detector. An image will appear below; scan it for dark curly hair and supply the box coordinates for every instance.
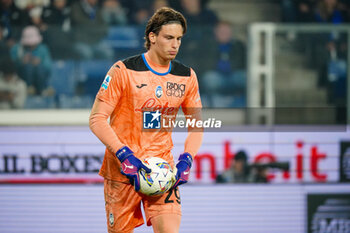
[144,7,187,50]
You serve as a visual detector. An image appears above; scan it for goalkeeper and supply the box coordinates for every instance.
[89,7,203,233]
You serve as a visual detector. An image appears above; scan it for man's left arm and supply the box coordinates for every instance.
[173,69,203,188]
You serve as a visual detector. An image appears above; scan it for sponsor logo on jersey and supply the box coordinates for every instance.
[135,98,176,115]
[166,82,186,98]
[155,86,163,98]
[143,110,161,129]
[101,75,111,90]
[136,84,147,89]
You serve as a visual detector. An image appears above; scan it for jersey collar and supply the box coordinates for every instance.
[141,53,172,76]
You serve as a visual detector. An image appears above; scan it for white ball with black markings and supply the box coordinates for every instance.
[139,157,174,196]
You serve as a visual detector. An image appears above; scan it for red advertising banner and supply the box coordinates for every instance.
[1,126,349,184]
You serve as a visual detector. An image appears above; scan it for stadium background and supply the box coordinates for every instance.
[0,0,349,232]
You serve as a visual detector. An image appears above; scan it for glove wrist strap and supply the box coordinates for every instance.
[179,152,193,168]
[115,146,133,162]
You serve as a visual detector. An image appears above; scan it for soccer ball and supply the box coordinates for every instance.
[139,157,174,196]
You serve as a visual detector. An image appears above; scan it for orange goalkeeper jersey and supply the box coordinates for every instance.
[96,53,202,182]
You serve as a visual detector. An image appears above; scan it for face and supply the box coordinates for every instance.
[149,23,183,62]
[181,0,200,14]
[54,0,66,9]
[153,0,168,12]
[86,0,98,6]
[233,160,245,174]
[104,0,119,8]
[324,0,337,7]
[135,9,149,24]
[215,23,232,44]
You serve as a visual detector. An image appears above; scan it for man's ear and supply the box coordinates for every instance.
[149,32,156,44]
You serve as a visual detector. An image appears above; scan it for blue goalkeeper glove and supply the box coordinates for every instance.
[173,153,193,188]
[115,146,151,191]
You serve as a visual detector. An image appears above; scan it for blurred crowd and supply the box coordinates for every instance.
[216,151,267,184]
[216,150,290,184]
[282,0,347,122]
[1,0,237,109]
[0,0,347,111]
[281,0,350,23]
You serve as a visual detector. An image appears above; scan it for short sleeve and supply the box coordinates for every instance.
[96,62,126,107]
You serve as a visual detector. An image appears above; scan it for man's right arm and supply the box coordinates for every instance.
[89,94,151,191]
[89,98,125,154]
[89,63,151,190]
[89,62,126,154]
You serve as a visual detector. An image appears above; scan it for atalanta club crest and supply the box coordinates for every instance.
[155,85,163,98]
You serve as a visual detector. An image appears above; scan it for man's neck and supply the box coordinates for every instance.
[146,50,170,66]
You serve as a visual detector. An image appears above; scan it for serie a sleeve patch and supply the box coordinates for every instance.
[101,75,112,90]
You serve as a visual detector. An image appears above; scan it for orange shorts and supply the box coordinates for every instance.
[104,179,182,233]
